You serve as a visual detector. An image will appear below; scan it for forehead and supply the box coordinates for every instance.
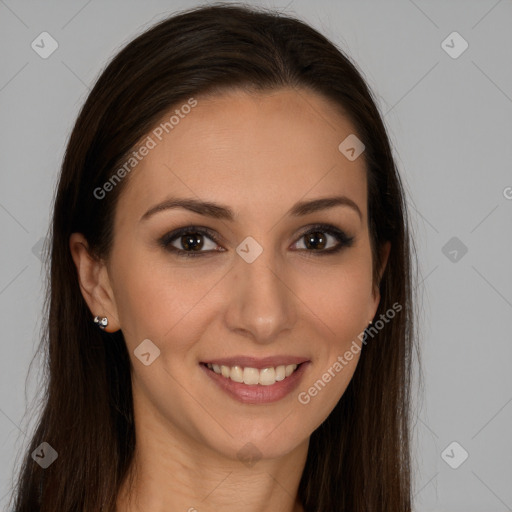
[116,87,368,225]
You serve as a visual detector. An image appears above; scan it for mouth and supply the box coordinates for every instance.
[202,362,302,386]
[199,358,310,404]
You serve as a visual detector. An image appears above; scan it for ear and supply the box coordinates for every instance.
[370,241,391,320]
[69,233,121,333]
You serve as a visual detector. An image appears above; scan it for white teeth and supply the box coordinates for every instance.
[205,362,299,385]
[243,367,259,385]
[275,365,286,381]
[259,367,276,386]
[230,365,243,383]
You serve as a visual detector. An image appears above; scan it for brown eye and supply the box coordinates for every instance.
[178,233,206,251]
[292,224,354,255]
[303,231,328,250]
[159,226,222,258]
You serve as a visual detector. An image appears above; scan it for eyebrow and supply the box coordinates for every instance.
[140,195,362,222]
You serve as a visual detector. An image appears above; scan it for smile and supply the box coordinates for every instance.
[205,362,299,386]
[200,360,310,404]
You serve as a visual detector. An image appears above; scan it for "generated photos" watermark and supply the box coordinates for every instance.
[93,97,197,200]
[297,301,402,404]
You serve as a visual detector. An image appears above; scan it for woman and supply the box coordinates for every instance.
[10,3,417,511]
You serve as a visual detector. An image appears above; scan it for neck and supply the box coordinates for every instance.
[115,397,309,512]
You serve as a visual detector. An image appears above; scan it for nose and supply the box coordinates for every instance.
[224,244,297,345]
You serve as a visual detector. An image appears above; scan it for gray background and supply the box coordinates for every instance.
[1,1,511,510]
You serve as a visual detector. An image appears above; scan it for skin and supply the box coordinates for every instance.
[70,87,390,512]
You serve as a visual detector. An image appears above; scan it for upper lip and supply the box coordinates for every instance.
[201,355,309,369]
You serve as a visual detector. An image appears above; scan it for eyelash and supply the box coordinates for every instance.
[158,224,354,259]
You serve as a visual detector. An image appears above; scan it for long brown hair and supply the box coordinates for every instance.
[9,3,417,511]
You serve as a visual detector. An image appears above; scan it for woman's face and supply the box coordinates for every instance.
[102,87,385,460]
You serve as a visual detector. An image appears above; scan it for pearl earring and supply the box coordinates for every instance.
[93,315,108,330]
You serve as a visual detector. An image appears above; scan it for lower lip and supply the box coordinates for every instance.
[200,362,310,404]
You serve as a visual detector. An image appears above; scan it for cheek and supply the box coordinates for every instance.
[109,245,165,345]
[296,259,374,342]
[110,247,218,349]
